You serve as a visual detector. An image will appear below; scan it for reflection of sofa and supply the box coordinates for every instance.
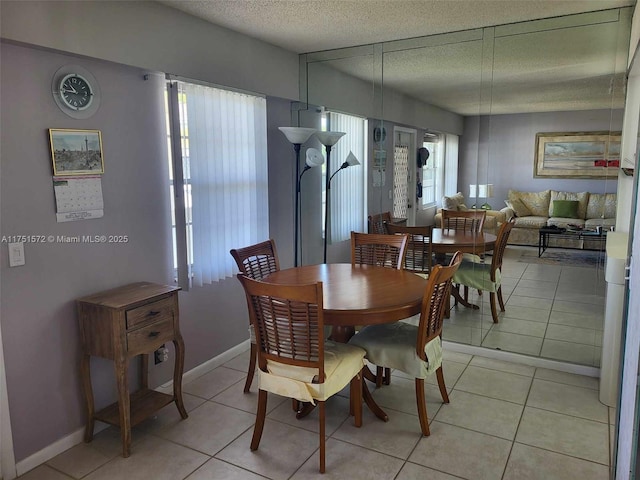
[502,189,616,248]
[434,192,506,235]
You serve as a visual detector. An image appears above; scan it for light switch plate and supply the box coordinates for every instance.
[8,242,25,267]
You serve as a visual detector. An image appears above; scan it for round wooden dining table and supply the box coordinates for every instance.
[264,263,427,343]
[264,263,427,421]
[431,227,496,255]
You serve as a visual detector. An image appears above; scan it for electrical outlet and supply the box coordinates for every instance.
[154,344,169,364]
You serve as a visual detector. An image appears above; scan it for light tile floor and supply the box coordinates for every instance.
[20,347,615,480]
[442,246,606,367]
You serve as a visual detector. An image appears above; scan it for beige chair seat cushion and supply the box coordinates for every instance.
[452,261,501,293]
[348,323,442,379]
[259,341,365,403]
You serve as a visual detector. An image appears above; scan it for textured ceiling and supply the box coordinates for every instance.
[158,0,636,115]
[159,0,634,53]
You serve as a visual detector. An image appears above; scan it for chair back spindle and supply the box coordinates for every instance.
[351,232,408,270]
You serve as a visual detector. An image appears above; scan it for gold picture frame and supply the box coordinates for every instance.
[49,128,104,176]
[534,131,620,179]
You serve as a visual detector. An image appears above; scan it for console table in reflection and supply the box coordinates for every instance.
[77,282,187,457]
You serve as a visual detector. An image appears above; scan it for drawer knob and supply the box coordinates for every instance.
[148,331,160,338]
[146,310,160,317]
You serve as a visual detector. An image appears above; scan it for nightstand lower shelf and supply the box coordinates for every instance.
[94,389,175,428]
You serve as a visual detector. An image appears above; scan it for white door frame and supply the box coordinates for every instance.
[393,127,417,225]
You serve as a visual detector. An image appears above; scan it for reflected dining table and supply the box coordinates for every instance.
[264,263,427,421]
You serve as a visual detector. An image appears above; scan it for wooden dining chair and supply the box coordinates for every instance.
[348,251,463,436]
[368,211,392,234]
[351,231,408,270]
[452,218,515,323]
[386,224,434,277]
[230,239,280,393]
[351,231,409,386]
[237,275,365,473]
[441,209,486,233]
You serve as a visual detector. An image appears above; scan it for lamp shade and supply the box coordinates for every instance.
[345,151,360,166]
[305,148,324,167]
[278,127,317,145]
[316,131,346,147]
[469,184,477,198]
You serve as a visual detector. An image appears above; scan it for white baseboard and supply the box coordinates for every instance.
[16,422,108,477]
[15,340,251,476]
[443,341,601,377]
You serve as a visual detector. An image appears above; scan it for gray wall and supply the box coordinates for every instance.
[0,0,298,100]
[459,110,623,207]
[0,1,299,463]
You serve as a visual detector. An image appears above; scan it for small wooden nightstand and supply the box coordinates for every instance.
[77,282,188,457]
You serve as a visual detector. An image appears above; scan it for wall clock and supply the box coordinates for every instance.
[52,65,101,119]
[373,125,386,143]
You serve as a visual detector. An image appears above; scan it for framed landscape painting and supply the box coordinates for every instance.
[49,128,104,176]
[534,131,621,179]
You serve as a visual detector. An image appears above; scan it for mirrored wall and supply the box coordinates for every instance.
[297,7,632,367]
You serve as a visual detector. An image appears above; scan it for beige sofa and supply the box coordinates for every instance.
[502,189,616,248]
[434,192,506,235]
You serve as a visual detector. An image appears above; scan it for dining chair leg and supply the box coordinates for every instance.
[244,342,257,393]
[292,399,300,411]
[375,366,383,387]
[497,286,506,311]
[318,401,326,473]
[435,366,449,403]
[489,292,500,323]
[351,371,363,427]
[383,367,391,385]
[415,378,430,436]
[250,389,268,451]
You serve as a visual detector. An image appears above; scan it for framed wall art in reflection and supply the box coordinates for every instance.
[534,131,621,179]
[49,128,104,176]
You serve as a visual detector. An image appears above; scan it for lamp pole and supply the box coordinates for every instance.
[278,127,317,267]
[316,131,346,264]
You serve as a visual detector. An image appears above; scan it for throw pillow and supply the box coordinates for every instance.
[552,199,579,218]
[442,192,465,210]
[505,198,531,217]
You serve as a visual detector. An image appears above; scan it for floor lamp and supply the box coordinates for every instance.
[316,131,346,263]
[278,127,317,266]
[297,148,324,263]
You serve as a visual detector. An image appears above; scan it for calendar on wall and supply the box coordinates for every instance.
[53,176,104,222]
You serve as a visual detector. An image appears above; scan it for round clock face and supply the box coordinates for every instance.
[59,73,93,111]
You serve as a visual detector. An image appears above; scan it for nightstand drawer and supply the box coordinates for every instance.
[126,296,175,330]
[126,317,174,354]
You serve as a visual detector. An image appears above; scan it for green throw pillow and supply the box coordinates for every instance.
[552,200,579,218]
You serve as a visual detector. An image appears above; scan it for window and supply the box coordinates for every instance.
[322,111,367,243]
[421,133,458,207]
[166,80,268,288]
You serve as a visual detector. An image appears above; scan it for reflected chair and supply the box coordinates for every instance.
[351,231,409,387]
[230,239,280,393]
[386,224,434,277]
[351,231,408,270]
[440,208,488,300]
[237,275,365,473]
[368,211,392,234]
[452,218,515,323]
[348,251,463,436]
[441,209,486,233]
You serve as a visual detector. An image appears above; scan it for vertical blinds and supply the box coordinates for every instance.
[174,81,268,286]
[328,112,366,242]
